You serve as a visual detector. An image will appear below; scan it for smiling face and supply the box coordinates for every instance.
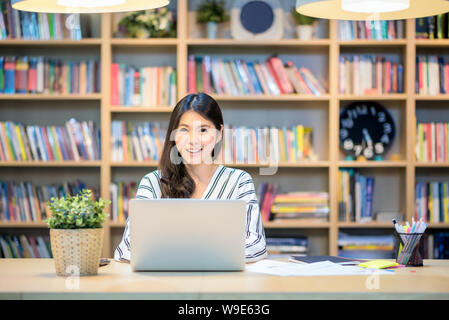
[173,111,223,165]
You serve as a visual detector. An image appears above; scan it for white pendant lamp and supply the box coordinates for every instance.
[11,0,170,13]
[296,0,449,20]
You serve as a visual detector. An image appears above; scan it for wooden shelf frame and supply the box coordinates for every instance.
[1,3,449,258]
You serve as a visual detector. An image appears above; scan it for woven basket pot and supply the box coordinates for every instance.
[50,228,104,277]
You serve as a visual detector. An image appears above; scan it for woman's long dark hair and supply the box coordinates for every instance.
[158,93,224,198]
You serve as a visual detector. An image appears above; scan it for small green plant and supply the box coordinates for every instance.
[45,189,110,229]
[196,0,230,24]
[291,9,317,26]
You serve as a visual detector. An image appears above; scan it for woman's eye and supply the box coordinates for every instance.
[178,128,188,132]
[200,128,208,133]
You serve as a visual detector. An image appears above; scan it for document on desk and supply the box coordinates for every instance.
[245,260,394,277]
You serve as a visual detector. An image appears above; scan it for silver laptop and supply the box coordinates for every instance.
[129,199,246,271]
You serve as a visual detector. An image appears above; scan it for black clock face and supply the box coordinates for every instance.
[339,102,396,160]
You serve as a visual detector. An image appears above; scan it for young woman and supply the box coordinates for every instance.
[114,93,267,263]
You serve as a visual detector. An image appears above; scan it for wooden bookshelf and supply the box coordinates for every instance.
[1,1,449,258]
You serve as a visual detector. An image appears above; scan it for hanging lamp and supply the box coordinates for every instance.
[296,0,449,20]
[11,0,169,13]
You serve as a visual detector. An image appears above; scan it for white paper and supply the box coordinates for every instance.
[245,260,394,277]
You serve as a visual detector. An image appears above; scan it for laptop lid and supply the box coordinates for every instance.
[129,199,246,271]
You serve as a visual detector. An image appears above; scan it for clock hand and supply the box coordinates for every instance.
[362,128,373,146]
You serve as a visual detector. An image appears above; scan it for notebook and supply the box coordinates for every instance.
[289,256,365,265]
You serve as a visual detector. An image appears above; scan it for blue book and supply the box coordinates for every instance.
[438,56,445,94]
[246,62,263,94]
[0,56,4,93]
[37,126,49,161]
[4,56,15,94]
[397,63,404,93]
[266,237,308,246]
[365,177,374,221]
[1,182,10,221]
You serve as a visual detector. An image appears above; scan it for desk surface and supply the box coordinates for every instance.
[1,259,449,299]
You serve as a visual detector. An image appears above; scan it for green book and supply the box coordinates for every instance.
[195,56,203,92]
[48,13,54,39]
[436,14,446,39]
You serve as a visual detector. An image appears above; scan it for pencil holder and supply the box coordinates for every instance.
[394,231,424,267]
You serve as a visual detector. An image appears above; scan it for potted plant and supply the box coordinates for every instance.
[117,7,176,39]
[196,0,230,39]
[46,189,110,277]
[291,9,318,40]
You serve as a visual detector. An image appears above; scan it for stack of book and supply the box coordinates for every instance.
[338,20,405,40]
[266,237,308,259]
[416,14,449,39]
[0,180,98,222]
[415,181,449,223]
[111,121,166,162]
[339,55,404,95]
[269,191,329,223]
[257,182,278,222]
[338,169,375,223]
[187,55,327,96]
[338,233,395,259]
[0,56,101,94]
[109,181,137,222]
[0,235,52,258]
[0,119,101,162]
[415,122,449,162]
[110,64,177,107]
[0,2,87,40]
[222,124,317,165]
[429,233,449,259]
[416,55,449,95]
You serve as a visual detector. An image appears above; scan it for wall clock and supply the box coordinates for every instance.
[230,0,283,40]
[339,101,396,160]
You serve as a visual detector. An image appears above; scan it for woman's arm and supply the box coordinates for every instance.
[113,173,157,262]
[237,172,267,263]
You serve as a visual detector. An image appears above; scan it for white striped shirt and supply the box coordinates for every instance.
[114,165,267,263]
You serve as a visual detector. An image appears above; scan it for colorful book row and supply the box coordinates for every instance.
[0,119,101,162]
[266,237,308,254]
[222,124,318,165]
[415,181,449,223]
[109,181,137,222]
[338,20,405,40]
[0,234,52,258]
[338,169,375,223]
[415,122,449,163]
[187,55,327,96]
[0,56,101,95]
[416,14,449,39]
[0,2,87,40]
[110,121,167,162]
[0,180,98,223]
[111,64,177,107]
[416,55,449,95]
[339,55,404,95]
[338,233,395,259]
[270,191,329,221]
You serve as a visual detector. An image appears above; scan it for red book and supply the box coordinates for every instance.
[27,58,37,93]
[202,59,211,94]
[111,63,120,105]
[261,184,272,221]
[419,57,424,94]
[266,59,284,94]
[268,56,294,94]
[293,67,312,94]
[122,121,129,162]
[41,126,54,161]
[385,60,391,93]
[187,55,197,93]
[436,123,440,161]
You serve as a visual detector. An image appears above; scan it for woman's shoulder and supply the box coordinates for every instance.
[139,169,162,184]
[220,165,253,182]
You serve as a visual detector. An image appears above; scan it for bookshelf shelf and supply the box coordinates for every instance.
[337,161,407,168]
[211,94,330,102]
[415,39,449,47]
[0,161,102,167]
[427,223,449,229]
[110,161,330,168]
[186,38,331,47]
[110,106,174,113]
[0,222,48,228]
[414,95,449,101]
[264,220,330,229]
[338,94,407,101]
[110,38,179,47]
[338,39,407,47]
[414,162,449,168]
[0,39,102,46]
[0,94,102,100]
[338,222,395,228]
